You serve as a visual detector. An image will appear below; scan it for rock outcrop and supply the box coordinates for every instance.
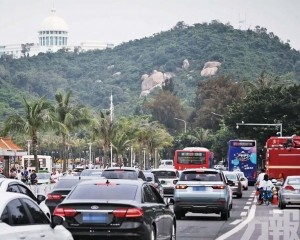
[201,61,221,77]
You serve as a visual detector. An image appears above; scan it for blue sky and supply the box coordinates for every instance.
[1,0,299,50]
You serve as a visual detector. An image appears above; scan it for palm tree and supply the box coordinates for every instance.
[91,111,117,167]
[54,90,91,171]
[1,96,54,172]
[186,127,212,147]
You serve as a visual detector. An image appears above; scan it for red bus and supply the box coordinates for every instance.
[173,147,214,170]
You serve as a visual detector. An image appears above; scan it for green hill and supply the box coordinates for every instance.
[1,21,299,123]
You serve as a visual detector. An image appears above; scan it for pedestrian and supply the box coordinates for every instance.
[30,170,37,185]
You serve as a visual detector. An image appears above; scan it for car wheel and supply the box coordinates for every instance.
[221,208,229,220]
[174,211,184,220]
[170,221,176,240]
[244,186,248,190]
[150,225,156,240]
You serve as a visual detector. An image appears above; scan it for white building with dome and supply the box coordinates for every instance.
[0,9,113,58]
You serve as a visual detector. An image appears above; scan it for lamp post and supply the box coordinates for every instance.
[143,148,146,170]
[236,122,283,136]
[88,143,92,167]
[27,140,32,155]
[130,146,133,167]
[174,118,187,133]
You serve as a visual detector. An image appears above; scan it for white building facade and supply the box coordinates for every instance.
[0,9,113,59]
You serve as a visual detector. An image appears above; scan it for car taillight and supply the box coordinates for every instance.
[175,185,188,189]
[112,208,143,218]
[285,185,295,191]
[53,207,77,217]
[47,193,62,200]
[211,185,225,189]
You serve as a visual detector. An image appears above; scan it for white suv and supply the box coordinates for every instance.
[151,168,179,197]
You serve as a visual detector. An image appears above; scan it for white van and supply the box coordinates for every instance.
[159,159,174,169]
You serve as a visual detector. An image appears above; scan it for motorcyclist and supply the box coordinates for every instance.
[257,174,274,205]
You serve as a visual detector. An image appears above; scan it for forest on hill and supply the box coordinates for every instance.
[1,20,299,123]
[1,20,300,164]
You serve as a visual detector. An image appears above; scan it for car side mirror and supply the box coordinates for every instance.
[227,180,235,186]
[240,177,245,181]
[160,180,166,184]
[168,198,175,205]
[37,194,46,204]
[50,215,64,229]
[173,179,178,184]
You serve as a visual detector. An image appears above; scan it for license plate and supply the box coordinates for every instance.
[193,186,205,191]
[82,213,108,223]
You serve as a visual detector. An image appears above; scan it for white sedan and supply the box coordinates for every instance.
[235,171,249,190]
[0,178,51,218]
[0,192,73,240]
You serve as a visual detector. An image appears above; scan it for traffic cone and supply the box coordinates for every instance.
[272,194,278,205]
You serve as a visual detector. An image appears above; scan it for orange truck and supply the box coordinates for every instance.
[265,135,300,179]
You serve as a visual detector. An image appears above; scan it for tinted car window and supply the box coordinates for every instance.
[22,198,50,224]
[143,185,162,203]
[153,171,177,178]
[179,171,221,181]
[225,173,237,181]
[69,184,138,200]
[102,170,138,179]
[53,179,80,188]
[7,184,20,193]
[7,199,30,226]
[17,185,37,200]
[0,207,9,224]
[80,169,102,176]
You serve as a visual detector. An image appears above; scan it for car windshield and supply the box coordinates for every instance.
[101,170,138,179]
[179,171,221,181]
[152,171,177,178]
[69,183,138,200]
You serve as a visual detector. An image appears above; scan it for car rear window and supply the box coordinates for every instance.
[69,184,138,200]
[152,171,177,178]
[80,170,103,176]
[224,173,237,180]
[53,179,81,189]
[102,170,138,179]
[179,171,221,181]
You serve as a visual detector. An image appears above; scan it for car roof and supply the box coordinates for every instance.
[0,192,32,205]
[180,168,218,172]
[151,168,177,172]
[105,167,139,170]
[0,178,27,187]
[75,178,144,187]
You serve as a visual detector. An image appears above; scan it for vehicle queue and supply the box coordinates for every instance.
[0,154,299,240]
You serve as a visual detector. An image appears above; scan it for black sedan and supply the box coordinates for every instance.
[53,179,176,240]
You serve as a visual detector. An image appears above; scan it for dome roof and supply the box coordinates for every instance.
[40,9,68,31]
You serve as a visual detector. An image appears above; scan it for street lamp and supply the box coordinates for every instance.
[143,148,146,170]
[88,143,92,167]
[27,140,32,155]
[174,118,187,133]
[236,122,283,136]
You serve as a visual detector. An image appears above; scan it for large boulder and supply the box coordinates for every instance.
[182,59,189,70]
[201,61,221,77]
[140,70,174,96]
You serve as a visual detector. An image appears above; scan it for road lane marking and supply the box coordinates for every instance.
[240,211,247,217]
[246,201,252,205]
[243,206,250,210]
[230,219,242,225]
[216,200,256,240]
